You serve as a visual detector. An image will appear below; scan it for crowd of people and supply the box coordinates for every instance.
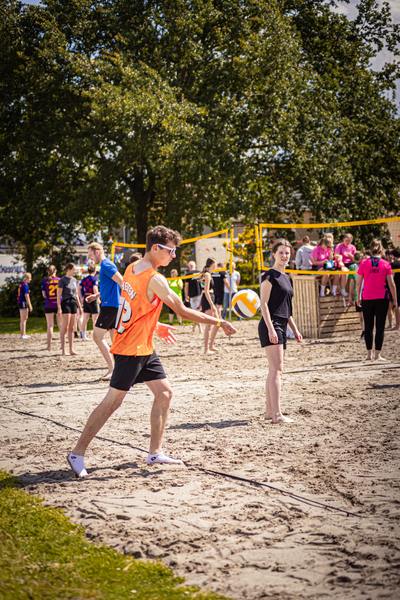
[14,225,399,476]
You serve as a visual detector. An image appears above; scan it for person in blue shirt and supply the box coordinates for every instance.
[86,242,123,379]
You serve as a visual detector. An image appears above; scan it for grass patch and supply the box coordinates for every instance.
[0,470,229,600]
[0,318,94,336]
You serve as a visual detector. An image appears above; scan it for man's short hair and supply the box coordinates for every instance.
[302,236,310,244]
[129,252,143,264]
[146,226,182,252]
[188,261,196,270]
[87,242,103,253]
[392,247,400,259]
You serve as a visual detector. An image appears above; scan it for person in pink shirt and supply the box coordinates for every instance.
[356,239,397,361]
[332,233,357,297]
[311,238,333,297]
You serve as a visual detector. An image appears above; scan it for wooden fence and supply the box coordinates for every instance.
[292,275,360,338]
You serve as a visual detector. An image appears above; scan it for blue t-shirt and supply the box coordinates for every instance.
[99,258,120,307]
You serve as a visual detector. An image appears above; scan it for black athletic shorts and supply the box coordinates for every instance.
[84,299,100,314]
[259,317,288,350]
[61,298,77,314]
[355,304,363,313]
[201,292,215,312]
[110,352,166,391]
[96,306,118,330]
[18,302,28,310]
[215,292,224,306]
[44,307,58,314]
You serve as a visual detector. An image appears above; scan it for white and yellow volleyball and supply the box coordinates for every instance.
[231,289,260,319]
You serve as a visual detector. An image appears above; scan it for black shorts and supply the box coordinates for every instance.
[259,317,288,350]
[84,299,100,314]
[96,306,118,330]
[61,298,77,314]
[355,304,363,313]
[215,292,224,306]
[201,293,215,312]
[18,302,28,310]
[110,352,166,391]
[44,307,58,314]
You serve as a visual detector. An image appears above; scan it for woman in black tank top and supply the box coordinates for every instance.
[259,239,302,424]
[199,258,219,354]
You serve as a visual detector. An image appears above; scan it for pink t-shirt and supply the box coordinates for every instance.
[335,242,357,264]
[311,246,330,264]
[357,257,392,300]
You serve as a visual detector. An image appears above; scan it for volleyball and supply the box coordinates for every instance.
[231,289,260,319]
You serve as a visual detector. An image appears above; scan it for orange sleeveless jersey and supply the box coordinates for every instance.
[110,267,163,356]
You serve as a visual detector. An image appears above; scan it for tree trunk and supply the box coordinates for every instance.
[24,241,35,273]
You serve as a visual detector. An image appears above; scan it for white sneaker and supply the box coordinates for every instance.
[20,335,29,339]
[67,452,88,478]
[146,452,183,465]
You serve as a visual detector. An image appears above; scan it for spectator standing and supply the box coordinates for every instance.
[85,243,123,379]
[57,263,83,356]
[222,262,241,319]
[356,239,397,361]
[295,236,314,270]
[390,247,400,330]
[184,260,202,333]
[41,265,61,350]
[78,263,100,340]
[17,272,33,339]
[212,263,230,317]
[168,269,183,325]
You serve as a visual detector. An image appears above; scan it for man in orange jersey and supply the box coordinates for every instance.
[67,225,237,477]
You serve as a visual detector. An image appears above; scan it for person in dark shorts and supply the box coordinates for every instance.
[17,272,33,339]
[184,260,202,332]
[78,262,99,340]
[57,263,83,356]
[200,258,221,354]
[259,239,302,424]
[85,242,123,380]
[67,225,237,478]
[41,265,61,350]
[212,263,229,316]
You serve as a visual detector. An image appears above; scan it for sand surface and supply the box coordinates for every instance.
[0,322,399,599]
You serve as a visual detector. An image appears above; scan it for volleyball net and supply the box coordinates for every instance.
[108,216,400,280]
[110,229,231,280]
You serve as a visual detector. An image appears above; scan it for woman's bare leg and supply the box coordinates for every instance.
[45,312,55,349]
[264,345,293,423]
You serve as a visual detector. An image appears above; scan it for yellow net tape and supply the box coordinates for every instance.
[259,216,400,229]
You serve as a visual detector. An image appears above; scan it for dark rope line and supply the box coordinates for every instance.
[1,405,364,518]
[184,463,362,518]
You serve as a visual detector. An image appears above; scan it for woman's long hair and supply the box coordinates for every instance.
[199,258,215,282]
[47,265,57,279]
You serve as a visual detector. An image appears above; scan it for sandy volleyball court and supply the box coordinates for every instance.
[0,321,399,599]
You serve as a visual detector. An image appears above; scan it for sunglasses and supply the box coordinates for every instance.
[156,243,176,257]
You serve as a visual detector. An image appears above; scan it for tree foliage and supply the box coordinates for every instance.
[0,0,399,267]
